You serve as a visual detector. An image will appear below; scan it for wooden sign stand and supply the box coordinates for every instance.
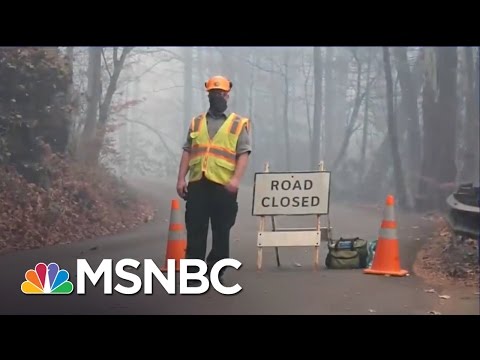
[254,161,332,271]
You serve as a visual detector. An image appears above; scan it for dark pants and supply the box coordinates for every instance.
[185,177,238,279]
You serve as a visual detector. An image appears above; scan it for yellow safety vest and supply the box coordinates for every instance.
[188,112,249,185]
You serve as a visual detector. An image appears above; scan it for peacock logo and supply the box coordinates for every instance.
[21,262,74,294]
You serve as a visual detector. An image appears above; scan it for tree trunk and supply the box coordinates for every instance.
[246,52,256,184]
[183,47,193,142]
[383,47,408,209]
[359,47,372,181]
[79,46,102,164]
[417,47,458,211]
[393,47,422,192]
[95,47,133,166]
[324,47,336,169]
[235,48,249,113]
[363,49,425,202]
[417,50,437,211]
[311,47,323,169]
[195,47,207,110]
[219,48,237,109]
[127,79,134,175]
[282,50,291,171]
[302,49,313,147]
[433,47,458,203]
[128,77,141,175]
[270,58,281,169]
[331,54,365,172]
[119,74,130,177]
[459,47,479,183]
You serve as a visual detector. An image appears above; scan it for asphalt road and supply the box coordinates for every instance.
[1,178,474,315]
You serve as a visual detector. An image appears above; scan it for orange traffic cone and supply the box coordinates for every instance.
[363,194,408,277]
[160,199,187,272]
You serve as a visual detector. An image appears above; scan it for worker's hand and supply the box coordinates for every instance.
[225,177,240,194]
[176,178,188,199]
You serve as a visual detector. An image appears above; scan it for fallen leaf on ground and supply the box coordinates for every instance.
[368,309,376,313]
[440,230,450,237]
[429,310,441,315]
[438,295,451,299]
[425,289,436,293]
[294,262,302,267]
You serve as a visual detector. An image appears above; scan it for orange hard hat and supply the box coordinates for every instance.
[204,75,233,92]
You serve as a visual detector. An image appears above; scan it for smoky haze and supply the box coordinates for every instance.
[1,46,479,315]
[67,46,478,212]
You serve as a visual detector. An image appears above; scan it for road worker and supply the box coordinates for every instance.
[176,75,252,285]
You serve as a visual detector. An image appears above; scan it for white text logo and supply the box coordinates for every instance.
[76,258,242,295]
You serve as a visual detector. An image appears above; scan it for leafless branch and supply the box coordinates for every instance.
[130,55,182,83]
[101,49,112,78]
[132,48,184,62]
[244,55,284,76]
[123,118,179,159]
[98,47,134,125]
[151,85,205,93]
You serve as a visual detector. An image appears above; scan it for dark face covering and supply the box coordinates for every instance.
[208,91,227,115]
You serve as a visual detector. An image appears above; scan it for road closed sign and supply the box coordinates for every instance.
[252,171,331,216]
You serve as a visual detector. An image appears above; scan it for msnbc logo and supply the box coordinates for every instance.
[21,262,74,294]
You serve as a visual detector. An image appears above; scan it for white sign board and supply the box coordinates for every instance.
[252,171,331,216]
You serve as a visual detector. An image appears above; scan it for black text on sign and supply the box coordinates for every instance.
[252,172,331,216]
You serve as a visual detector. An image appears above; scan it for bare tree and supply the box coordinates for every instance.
[78,47,102,163]
[393,47,421,188]
[459,47,479,183]
[323,47,336,168]
[282,50,291,170]
[362,49,424,202]
[300,49,313,146]
[417,47,458,211]
[183,47,193,140]
[331,50,372,172]
[77,47,134,165]
[383,47,408,208]
[359,47,373,181]
[311,47,323,169]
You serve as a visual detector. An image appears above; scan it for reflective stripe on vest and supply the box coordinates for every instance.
[190,144,237,165]
[188,112,248,185]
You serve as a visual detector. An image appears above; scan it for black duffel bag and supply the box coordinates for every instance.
[325,237,368,269]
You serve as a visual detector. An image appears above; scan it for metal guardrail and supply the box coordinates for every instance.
[445,194,480,241]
